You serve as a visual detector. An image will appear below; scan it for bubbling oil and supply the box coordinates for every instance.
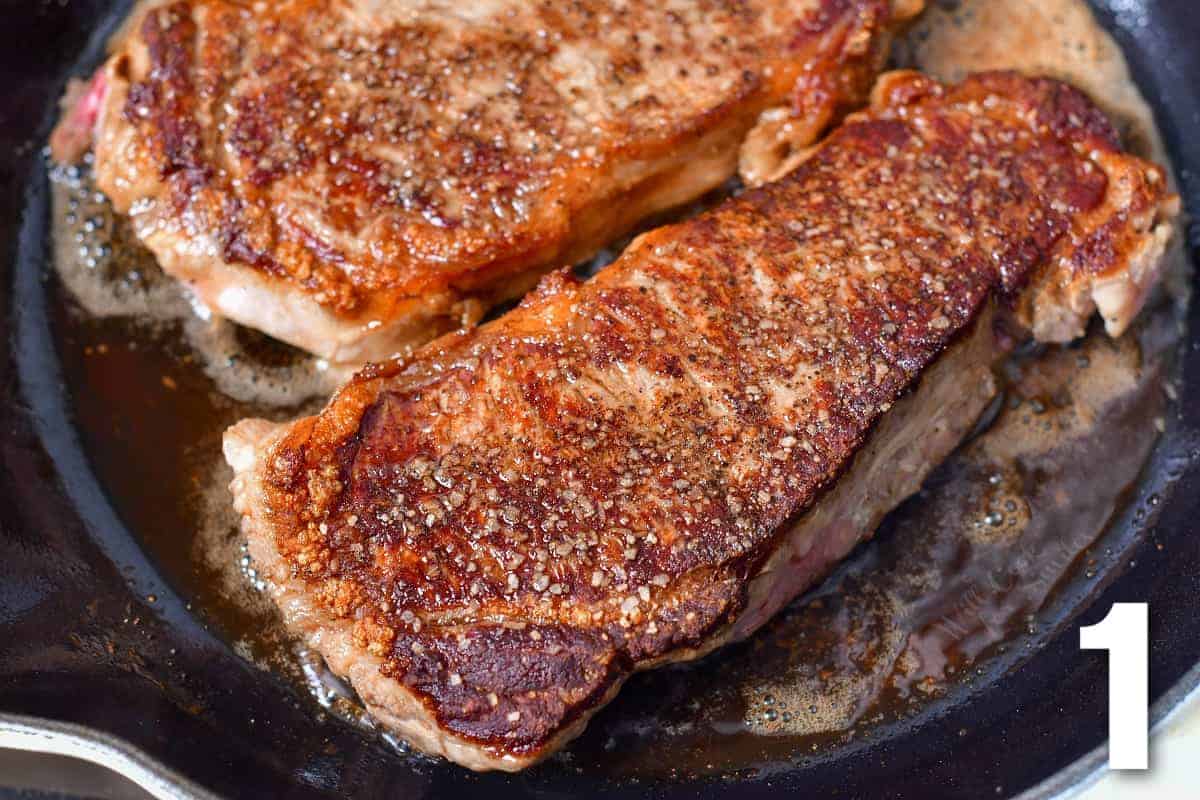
[45,0,1191,779]
[49,155,344,408]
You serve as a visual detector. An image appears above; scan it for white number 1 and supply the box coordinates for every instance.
[1079,602,1149,770]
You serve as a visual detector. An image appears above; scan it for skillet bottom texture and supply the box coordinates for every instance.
[1,1,1199,798]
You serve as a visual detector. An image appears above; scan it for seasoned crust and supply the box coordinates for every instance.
[82,0,915,363]
[227,71,1177,767]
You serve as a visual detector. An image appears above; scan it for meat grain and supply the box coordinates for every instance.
[57,0,918,364]
[225,72,1177,770]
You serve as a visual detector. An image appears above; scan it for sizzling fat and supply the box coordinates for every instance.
[224,71,1176,769]
[65,0,916,363]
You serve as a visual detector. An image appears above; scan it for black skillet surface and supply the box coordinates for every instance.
[1,1,1198,798]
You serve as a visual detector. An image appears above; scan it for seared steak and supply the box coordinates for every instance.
[224,72,1176,770]
[54,0,918,364]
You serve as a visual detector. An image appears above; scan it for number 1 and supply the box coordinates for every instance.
[1079,602,1148,770]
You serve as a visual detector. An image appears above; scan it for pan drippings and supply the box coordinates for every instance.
[46,0,1189,780]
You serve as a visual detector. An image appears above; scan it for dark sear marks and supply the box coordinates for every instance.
[66,0,919,363]
[225,71,1175,768]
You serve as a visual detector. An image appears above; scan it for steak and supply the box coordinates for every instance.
[54,0,919,364]
[223,72,1177,770]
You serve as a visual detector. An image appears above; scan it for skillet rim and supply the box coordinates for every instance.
[1,1,1198,798]
[4,660,1200,800]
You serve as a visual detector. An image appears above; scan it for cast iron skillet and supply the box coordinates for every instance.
[1,1,1198,798]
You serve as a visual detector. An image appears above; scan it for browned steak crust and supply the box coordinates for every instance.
[85,0,917,362]
[226,72,1175,767]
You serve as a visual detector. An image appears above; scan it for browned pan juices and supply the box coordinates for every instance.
[45,0,1190,779]
[46,156,339,674]
[557,316,1180,777]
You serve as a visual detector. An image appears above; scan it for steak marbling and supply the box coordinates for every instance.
[224,72,1177,770]
[55,0,918,364]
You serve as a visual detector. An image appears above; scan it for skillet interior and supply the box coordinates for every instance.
[1,1,1198,797]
